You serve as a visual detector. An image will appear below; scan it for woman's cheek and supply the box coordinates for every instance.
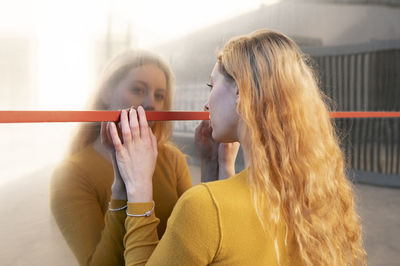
[155,101,165,111]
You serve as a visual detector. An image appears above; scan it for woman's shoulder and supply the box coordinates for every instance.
[178,183,207,199]
[157,142,188,167]
[52,145,110,184]
[56,145,92,165]
[199,169,251,208]
[203,168,249,192]
[158,142,185,157]
[177,169,249,211]
[52,146,90,181]
[170,184,218,221]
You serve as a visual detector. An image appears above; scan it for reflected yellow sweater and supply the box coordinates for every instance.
[124,169,302,265]
[50,144,192,266]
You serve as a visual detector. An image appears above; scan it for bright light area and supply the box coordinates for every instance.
[1,0,279,109]
[123,0,280,47]
[0,0,278,184]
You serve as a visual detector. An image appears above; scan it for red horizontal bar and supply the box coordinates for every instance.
[0,111,399,123]
[329,112,400,118]
[0,111,209,123]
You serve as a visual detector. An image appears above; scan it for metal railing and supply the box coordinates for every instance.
[310,41,400,175]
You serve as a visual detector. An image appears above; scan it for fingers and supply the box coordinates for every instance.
[195,120,206,144]
[106,122,112,142]
[201,121,212,141]
[195,121,203,137]
[104,122,113,145]
[149,127,158,156]
[137,106,150,140]
[129,108,140,141]
[121,109,132,144]
[100,122,107,144]
[195,120,214,145]
[115,106,153,147]
[195,120,210,135]
[199,120,209,129]
[194,122,201,139]
[101,122,116,150]
[109,122,123,152]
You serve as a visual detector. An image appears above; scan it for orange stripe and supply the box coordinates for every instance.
[0,111,209,123]
[0,111,399,123]
[330,112,400,118]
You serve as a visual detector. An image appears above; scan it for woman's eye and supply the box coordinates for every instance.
[131,87,145,95]
[155,93,165,101]
[207,83,213,91]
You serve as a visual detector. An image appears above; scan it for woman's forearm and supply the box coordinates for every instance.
[111,154,128,200]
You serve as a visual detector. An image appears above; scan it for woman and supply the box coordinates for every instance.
[110,30,367,265]
[50,50,194,266]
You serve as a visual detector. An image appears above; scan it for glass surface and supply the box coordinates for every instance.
[0,1,399,265]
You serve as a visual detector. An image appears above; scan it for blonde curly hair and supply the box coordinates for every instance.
[218,29,366,265]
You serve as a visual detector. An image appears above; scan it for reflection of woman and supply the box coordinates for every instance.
[50,50,193,265]
[110,30,366,265]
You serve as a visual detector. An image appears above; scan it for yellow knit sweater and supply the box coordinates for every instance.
[124,168,302,265]
[50,144,192,266]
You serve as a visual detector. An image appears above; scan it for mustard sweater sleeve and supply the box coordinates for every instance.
[50,162,126,266]
[124,185,221,266]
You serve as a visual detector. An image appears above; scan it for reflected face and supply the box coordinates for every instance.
[205,62,239,142]
[108,64,167,112]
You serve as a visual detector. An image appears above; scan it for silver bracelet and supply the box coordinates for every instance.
[108,202,127,212]
[126,202,155,217]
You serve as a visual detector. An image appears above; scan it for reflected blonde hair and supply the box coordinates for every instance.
[218,30,366,265]
[69,50,174,155]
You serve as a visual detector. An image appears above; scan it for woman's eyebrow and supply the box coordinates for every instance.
[132,80,148,87]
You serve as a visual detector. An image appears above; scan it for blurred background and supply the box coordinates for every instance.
[0,0,399,265]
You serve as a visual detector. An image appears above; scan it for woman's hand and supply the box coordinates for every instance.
[100,121,117,152]
[194,120,219,161]
[108,106,158,202]
[101,121,127,200]
[194,120,219,182]
[194,120,240,181]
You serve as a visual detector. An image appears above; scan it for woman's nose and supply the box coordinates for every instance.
[143,95,155,111]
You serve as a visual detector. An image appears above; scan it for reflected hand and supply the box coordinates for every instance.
[194,120,219,161]
[100,121,116,152]
[101,121,127,200]
[109,107,158,202]
[194,120,219,182]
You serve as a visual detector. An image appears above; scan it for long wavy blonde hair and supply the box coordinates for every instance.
[218,30,366,265]
[69,50,174,155]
